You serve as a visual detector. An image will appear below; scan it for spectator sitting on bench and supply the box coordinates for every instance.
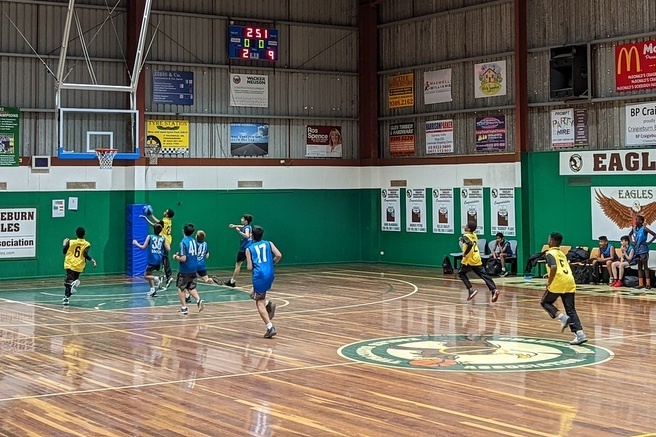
[591,235,617,284]
[492,232,512,277]
[610,235,635,287]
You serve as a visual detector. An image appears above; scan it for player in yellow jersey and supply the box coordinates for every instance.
[540,232,588,345]
[62,227,97,305]
[142,208,175,290]
[458,221,499,302]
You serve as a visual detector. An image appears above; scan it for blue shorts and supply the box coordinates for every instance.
[253,276,274,294]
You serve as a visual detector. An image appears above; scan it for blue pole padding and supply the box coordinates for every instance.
[126,204,149,277]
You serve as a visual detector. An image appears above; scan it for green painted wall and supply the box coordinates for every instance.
[0,189,367,279]
[526,151,656,252]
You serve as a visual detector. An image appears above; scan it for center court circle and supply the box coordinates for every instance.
[337,335,614,372]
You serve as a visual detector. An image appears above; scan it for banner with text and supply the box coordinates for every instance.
[426,119,454,154]
[615,40,656,93]
[0,107,19,167]
[490,187,516,236]
[431,188,454,234]
[306,125,342,157]
[626,102,656,147]
[389,123,415,156]
[551,108,589,148]
[388,73,414,109]
[381,188,401,232]
[230,74,268,108]
[230,123,269,156]
[460,188,484,235]
[0,208,36,259]
[475,115,506,152]
[591,186,656,241]
[560,149,656,175]
[405,188,427,233]
[152,70,194,105]
[423,69,452,104]
[146,120,189,155]
[474,61,507,98]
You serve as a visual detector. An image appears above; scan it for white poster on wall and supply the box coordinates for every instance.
[381,188,401,232]
[626,102,656,147]
[423,69,452,104]
[0,208,36,258]
[460,187,484,235]
[405,188,426,233]
[551,108,574,148]
[425,119,454,154]
[229,74,269,108]
[591,186,656,241]
[474,61,507,98]
[432,188,454,234]
[490,187,516,236]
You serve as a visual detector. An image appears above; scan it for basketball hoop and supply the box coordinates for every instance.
[95,148,118,169]
[144,144,161,165]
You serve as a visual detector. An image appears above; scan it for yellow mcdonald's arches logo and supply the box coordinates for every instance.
[617,46,642,75]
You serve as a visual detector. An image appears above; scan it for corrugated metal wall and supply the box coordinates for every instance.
[2,0,358,158]
[379,0,656,155]
[378,0,515,157]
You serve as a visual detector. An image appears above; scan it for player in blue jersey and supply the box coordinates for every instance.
[629,215,656,290]
[246,225,282,338]
[172,223,205,315]
[132,223,170,297]
[224,214,253,287]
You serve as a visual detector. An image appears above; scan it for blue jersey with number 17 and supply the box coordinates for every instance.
[247,240,275,293]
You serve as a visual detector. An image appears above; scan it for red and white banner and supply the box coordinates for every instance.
[615,41,656,93]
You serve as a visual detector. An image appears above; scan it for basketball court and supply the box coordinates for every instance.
[1,264,655,436]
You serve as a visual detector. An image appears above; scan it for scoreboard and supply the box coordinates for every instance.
[228,25,278,61]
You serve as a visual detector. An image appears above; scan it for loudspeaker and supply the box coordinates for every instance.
[550,45,587,99]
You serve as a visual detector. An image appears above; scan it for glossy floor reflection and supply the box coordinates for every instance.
[0,265,654,436]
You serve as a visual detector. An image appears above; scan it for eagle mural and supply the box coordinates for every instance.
[594,189,656,228]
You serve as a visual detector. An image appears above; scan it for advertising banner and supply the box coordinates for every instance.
[425,120,454,154]
[146,120,189,155]
[475,115,506,152]
[591,187,656,240]
[389,123,415,156]
[230,123,269,156]
[230,74,268,108]
[431,188,454,234]
[626,102,656,147]
[306,125,342,157]
[152,71,194,105]
[474,61,507,98]
[615,41,656,92]
[0,208,36,258]
[388,73,414,109]
[0,107,19,167]
[423,69,452,104]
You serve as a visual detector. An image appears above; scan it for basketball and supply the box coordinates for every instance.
[143,204,153,216]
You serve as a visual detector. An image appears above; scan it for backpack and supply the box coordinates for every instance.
[442,256,454,274]
[572,264,591,284]
[566,247,590,263]
[623,276,639,287]
[485,258,502,276]
[524,251,546,274]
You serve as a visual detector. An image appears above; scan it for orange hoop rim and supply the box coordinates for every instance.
[95,148,118,154]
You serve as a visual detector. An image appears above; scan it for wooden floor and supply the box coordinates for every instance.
[1,264,655,436]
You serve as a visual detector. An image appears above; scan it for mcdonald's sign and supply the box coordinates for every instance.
[616,40,656,92]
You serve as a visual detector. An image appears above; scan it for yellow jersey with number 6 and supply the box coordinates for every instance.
[545,247,575,293]
[64,239,91,272]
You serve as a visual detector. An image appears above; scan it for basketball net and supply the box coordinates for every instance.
[95,148,118,169]
[144,145,161,165]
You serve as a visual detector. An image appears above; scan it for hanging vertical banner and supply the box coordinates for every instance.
[460,187,484,235]
[574,109,589,147]
[475,115,506,152]
[474,61,507,98]
[423,69,452,104]
[432,188,454,234]
[229,74,269,108]
[388,73,414,109]
[389,123,415,156]
[405,188,426,233]
[0,107,19,167]
[381,188,401,232]
[425,119,454,154]
[490,187,516,236]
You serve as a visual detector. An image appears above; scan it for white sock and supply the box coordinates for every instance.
[265,300,270,306]
[150,287,155,292]
[266,322,273,329]
[501,268,506,272]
